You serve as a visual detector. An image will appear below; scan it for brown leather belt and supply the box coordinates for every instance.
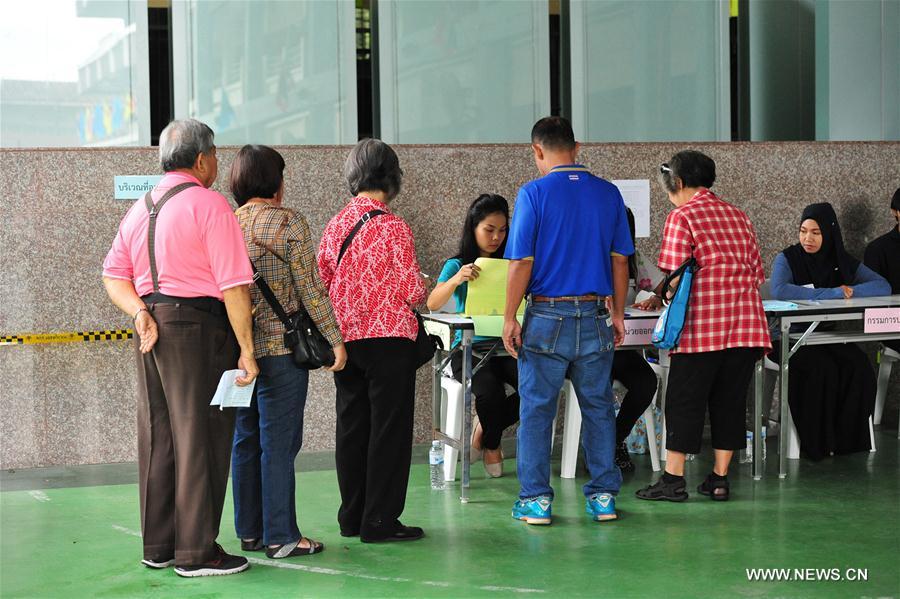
[531,294,602,303]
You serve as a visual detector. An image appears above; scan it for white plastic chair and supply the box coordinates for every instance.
[560,377,661,478]
[439,361,541,482]
[874,345,899,439]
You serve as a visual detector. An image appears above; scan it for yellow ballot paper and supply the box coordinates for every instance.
[464,258,525,337]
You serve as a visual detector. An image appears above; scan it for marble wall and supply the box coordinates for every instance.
[1,142,898,468]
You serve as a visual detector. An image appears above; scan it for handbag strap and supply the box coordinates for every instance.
[661,250,696,301]
[142,182,199,292]
[336,210,386,267]
[251,264,297,332]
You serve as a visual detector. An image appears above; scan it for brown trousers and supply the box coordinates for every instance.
[135,303,238,565]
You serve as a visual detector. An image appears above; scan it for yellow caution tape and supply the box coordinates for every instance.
[0,329,134,346]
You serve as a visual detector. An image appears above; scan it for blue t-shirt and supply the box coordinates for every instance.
[437,258,494,345]
[504,165,634,297]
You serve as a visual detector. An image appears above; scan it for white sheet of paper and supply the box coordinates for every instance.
[612,179,651,238]
[210,369,255,410]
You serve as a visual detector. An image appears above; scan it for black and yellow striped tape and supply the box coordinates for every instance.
[0,329,134,346]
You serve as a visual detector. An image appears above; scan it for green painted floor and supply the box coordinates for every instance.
[2,434,898,599]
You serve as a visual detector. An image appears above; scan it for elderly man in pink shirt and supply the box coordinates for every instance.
[103,119,258,578]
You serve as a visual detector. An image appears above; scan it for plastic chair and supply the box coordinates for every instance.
[560,378,661,479]
[439,361,541,482]
[874,345,899,439]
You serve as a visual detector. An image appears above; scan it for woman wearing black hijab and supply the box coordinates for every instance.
[770,202,890,460]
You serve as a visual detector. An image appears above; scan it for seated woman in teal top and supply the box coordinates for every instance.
[427,194,519,478]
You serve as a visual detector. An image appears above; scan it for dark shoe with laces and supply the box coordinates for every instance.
[697,473,730,501]
[615,442,635,473]
[240,538,264,552]
[141,557,175,569]
[174,544,249,578]
[360,524,425,543]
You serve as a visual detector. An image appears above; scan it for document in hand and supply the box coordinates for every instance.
[210,369,256,410]
[465,258,525,337]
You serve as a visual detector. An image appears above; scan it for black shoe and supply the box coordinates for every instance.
[697,473,730,501]
[174,545,250,578]
[340,530,360,538]
[615,442,635,473]
[360,524,425,543]
[635,476,689,502]
[141,557,175,569]
[240,538,264,552]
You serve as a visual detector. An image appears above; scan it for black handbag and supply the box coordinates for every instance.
[337,210,439,369]
[412,308,438,369]
[252,265,335,370]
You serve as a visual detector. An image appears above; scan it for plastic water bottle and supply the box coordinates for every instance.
[429,441,445,490]
[740,430,753,463]
[761,426,767,461]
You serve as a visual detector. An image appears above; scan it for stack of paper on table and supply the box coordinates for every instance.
[464,257,525,337]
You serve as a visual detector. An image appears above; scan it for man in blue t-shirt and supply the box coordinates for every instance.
[502,116,633,525]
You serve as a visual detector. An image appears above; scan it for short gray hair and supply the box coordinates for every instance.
[158,119,215,172]
[344,138,402,200]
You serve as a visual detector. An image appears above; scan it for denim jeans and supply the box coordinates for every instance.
[232,354,310,546]
[517,299,621,500]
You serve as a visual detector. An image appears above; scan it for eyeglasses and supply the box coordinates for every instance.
[659,163,672,174]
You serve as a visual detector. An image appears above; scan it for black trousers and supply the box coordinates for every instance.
[451,352,520,450]
[610,350,658,444]
[334,337,416,539]
[665,348,758,454]
[786,344,876,460]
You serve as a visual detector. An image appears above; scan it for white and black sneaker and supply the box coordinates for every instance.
[173,545,249,578]
[141,557,175,569]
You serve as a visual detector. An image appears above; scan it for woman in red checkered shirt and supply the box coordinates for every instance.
[635,150,771,503]
[317,139,428,543]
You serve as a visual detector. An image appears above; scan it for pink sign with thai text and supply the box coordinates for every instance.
[623,318,658,346]
[864,308,900,334]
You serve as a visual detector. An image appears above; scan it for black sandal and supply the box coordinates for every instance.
[635,476,689,502]
[240,538,264,552]
[265,537,325,559]
[697,474,730,501]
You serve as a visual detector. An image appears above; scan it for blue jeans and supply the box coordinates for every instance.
[232,354,310,546]
[517,299,621,500]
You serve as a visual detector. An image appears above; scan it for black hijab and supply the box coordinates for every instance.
[782,202,860,288]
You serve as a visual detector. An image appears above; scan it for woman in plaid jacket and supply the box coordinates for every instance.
[636,150,771,503]
[229,144,346,560]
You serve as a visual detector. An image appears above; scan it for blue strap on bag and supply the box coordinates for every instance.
[651,255,697,349]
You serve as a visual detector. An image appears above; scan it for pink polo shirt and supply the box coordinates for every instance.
[103,172,253,300]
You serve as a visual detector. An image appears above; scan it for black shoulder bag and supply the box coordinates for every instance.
[252,264,335,370]
[337,210,438,369]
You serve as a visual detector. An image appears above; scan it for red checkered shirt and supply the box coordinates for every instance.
[657,189,772,354]
[317,196,427,343]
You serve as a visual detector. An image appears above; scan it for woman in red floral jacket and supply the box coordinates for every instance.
[317,139,427,543]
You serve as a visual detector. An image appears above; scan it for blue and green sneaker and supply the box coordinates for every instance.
[586,493,617,521]
[512,496,552,525]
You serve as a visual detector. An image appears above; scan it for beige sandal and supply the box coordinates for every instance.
[469,415,484,463]
[483,447,503,478]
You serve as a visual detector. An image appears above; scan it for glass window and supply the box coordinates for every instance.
[570,0,730,142]
[378,0,551,143]
[0,0,150,148]
[172,0,357,145]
